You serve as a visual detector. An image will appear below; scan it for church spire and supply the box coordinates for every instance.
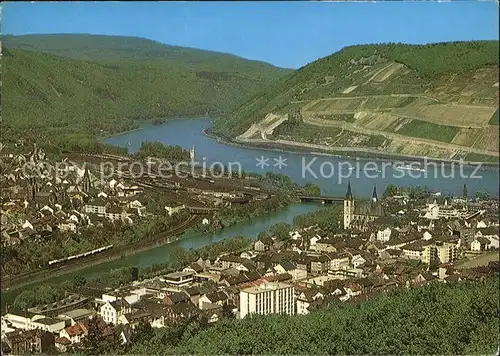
[372,185,378,202]
[83,164,91,193]
[345,181,353,200]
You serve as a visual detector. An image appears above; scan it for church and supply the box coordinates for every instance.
[343,182,385,230]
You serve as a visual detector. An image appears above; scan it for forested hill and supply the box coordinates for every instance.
[117,278,499,355]
[212,41,499,139]
[3,34,289,72]
[2,34,290,152]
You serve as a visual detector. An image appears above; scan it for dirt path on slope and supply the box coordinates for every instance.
[304,116,499,157]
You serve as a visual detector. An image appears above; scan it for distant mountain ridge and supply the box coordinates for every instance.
[213,41,499,163]
[2,34,291,153]
[2,33,285,70]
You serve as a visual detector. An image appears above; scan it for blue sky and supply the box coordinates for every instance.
[2,1,499,68]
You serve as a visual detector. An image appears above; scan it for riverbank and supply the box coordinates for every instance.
[99,116,213,141]
[204,128,499,169]
[2,203,323,308]
[2,193,299,291]
[2,215,202,291]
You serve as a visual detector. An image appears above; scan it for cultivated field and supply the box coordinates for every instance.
[235,56,498,163]
[391,104,497,128]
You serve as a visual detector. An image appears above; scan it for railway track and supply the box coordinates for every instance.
[2,152,269,289]
[2,214,202,289]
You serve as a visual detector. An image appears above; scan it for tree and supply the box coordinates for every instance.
[131,320,154,343]
[131,267,139,281]
[302,182,321,196]
[11,290,36,311]
[73,275,86,288]
[463,184,468,198]
[120,277,499,355]
[269,222,292,241]
[475,191,490,201]
[383,184,398,198]
[408,186,431,200]
[168,246,195,270]
[257,231,270,240]
[82,317,105,354]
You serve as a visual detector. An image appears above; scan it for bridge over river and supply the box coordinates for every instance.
[298,195,345,204]
[186,206,219,214]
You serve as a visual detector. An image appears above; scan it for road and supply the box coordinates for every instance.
[2,214,202,289]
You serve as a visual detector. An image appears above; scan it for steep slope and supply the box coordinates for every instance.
[1,35,290,151]
[214,41,499,162]
[126,278,499,355]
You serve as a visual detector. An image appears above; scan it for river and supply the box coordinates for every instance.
[2,118,498,305]
[106,118,499,197]
[1,203,322,306]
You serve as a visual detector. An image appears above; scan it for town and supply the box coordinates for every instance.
[1,142,498,354]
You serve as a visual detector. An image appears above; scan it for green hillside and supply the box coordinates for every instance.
[2,34,289,69]
[121,278,498,355]
[212,41,499,162]
[1,34,290,152]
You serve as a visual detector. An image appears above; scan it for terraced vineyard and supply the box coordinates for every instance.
[219,41,499,163]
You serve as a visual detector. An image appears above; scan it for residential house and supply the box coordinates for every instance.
[475,227,500,249]
[198,290,228,310]
[254,236,273,251]
[471,237,491,252]
[83,198,107,216]
[343,281,362,300]
[54,337,72,352]
[274,262,307,281]
[165,203,186,216]
[4,330,55,354]
[59,323,88,345]
[296,290,323,315]
[351,254,367,268]
[99,300,131,325]
[310,239,338,253]
[219,255,247,269]
[165,301,199,325]
[327,252,351,271]
[163,292,190,307]
[183,263,204,274]
[309,255,330,275]
[376,227,393,242]
[412,272,438,286]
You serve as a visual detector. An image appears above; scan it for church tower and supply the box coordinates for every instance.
[343,181,354,230]
[190,145,195,161]
[82,165,91,193]
[27,177,38,201]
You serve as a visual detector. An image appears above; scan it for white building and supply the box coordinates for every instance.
[99,300,131,325]
[3,313,65,333]
[423,203,440,220]
[83,202,107,215]
[296,291,323,315]
[162,271,195,287]
[376,228,392,242]
[165,204,186,216]
[239,282,295,319]
[59,323,88,344]
[1,317,15,340]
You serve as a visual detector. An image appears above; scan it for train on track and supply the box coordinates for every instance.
[48,245,114,266]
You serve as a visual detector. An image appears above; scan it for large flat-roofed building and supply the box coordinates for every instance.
[239,282,295,319]
[162,271,194,286]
